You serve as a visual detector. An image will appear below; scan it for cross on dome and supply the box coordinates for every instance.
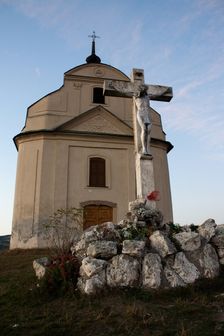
[86,30,101,64]
[88,30,100,42]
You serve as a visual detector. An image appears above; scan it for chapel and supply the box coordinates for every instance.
[10,36,173,249]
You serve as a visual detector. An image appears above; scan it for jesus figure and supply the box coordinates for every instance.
[134,84,152,156]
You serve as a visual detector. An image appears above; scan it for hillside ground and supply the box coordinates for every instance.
[1,249,224,336]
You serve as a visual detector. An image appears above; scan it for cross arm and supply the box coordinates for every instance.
[103,80,173,102]
[103,80,134,98]
[147,85,173,102]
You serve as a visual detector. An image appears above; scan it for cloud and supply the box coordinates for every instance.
[161,97,224,160]
[206,152,224,162]
[158,45,224,160]
[34,67,40,77]
[176,80,203,98]
[206,54,224,81]
[197,0,224,11]
[106,19,145,70]
[1,0,85,48]
[5,0,72,24]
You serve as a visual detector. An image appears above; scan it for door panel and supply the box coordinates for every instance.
[84,205,113,229]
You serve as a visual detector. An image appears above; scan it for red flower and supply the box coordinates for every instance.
[147,191,160,201]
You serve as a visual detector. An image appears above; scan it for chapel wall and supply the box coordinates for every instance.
[66,140,136,221]
[23,63,134,133]
[151,145,173,223]
[11,134,136,248]
[10,139,44,248]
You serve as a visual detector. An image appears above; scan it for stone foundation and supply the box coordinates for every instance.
[34,201,224,295]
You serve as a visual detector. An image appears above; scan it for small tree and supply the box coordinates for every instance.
[39,208,82,295]
[44,207,83,256]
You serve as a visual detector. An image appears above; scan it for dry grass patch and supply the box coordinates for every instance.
[1,249,224,335]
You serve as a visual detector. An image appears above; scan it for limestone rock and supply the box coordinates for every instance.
[82,222,121,242]
[72,222,121,259]
[219,257,224,265]
[77,270,106,295]
[128,199,163,227]
[33,257,50,279]
[107,254,140,287]
[198,218,216,242]
[149,230,176,258]
[87,240,117,259]
[186,244,219,279]
[72,227,100,258]
[122,240,146,257]
[211,233,224,249]
[129,199,145,212]
[80,257,107,278]
[214,231,224,264]
[142,253,162,288]
[99,222,122,241]
[172,252,200,284]
[118,219,129,228]
[217,248,224,259]
[164,265,186,288]
[215,224,224,235]
[173,231,201,251]
[202,244,220,278]
[82,225,101,242]
[72,238,87,258]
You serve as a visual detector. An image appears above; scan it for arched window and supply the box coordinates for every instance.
[89,157,106,187]
[93,87,105,104]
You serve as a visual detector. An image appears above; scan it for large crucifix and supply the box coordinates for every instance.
[103,68,173,204]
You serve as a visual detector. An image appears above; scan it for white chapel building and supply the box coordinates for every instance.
[11,39,173,249]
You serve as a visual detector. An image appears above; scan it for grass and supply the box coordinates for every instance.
[1,249,224,335]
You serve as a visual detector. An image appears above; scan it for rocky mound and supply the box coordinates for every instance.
[71,201,224,294]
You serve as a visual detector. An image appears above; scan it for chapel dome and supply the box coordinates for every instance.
[85,31,101,64]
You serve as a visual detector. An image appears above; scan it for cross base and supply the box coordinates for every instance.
[135,153,156,209]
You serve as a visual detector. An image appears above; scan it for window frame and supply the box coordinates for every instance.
[87,155,111,189]
[92,87,105,104]
[89,157,106,187]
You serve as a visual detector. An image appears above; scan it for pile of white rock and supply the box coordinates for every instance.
[71,201,224,295]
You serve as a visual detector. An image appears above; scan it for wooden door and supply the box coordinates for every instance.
[84,205,113,229]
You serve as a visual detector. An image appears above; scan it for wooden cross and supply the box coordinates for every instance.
[103,68,173,202]
[104,70,172,102]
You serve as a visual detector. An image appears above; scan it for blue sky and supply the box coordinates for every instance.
[0,0,224,235]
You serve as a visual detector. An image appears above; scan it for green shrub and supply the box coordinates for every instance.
[190,223,199,232]
[121,224,148,240]
[168,222,182,235]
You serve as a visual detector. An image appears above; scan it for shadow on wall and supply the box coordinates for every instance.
[0,235,11,250]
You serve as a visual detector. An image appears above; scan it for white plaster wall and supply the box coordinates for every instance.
[10,139,43,248]
[152,145,173,223]
[11,134,136,248]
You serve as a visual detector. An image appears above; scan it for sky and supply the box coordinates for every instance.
[0,0,224,235]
